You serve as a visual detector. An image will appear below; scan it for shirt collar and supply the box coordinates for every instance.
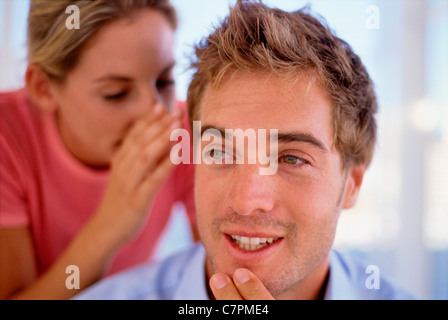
[324,250,358,300]
[176,245,356,300]
[173,244,209,300]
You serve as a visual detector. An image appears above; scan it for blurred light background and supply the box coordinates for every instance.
[1,0,447,300]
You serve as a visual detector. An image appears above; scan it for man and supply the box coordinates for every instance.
[75,0,414,300]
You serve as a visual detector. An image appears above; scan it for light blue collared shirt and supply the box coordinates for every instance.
[74,243,416,300]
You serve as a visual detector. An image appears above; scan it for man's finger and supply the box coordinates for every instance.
[209,273,243,300]
[232,268,275,300]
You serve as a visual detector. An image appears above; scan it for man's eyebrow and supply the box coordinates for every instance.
[200,125,329,153]
[277,132,329,153]
[200,125,226,137]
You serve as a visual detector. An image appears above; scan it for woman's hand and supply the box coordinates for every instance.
[3,104,182,300]
[93,103,182,246]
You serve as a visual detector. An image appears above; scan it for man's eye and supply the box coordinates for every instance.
[203,147,234,164]
[281,155,305,165]
[209,149,225,159]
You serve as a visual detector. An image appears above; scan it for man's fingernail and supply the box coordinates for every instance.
[210,274,227,290]
[234,268,250,284]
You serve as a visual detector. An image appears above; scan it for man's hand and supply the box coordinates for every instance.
[210,268,275,300]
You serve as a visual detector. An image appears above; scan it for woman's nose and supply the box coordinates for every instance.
[135,88,162,117]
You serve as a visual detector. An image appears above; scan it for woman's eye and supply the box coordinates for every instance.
[281,155,306,165]
[156,79,175,88]
[103,91,128,101]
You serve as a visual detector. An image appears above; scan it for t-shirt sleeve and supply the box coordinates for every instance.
[0,133,29,227]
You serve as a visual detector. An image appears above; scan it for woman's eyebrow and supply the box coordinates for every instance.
[93,75,133,83]
[159,61,176,75]
[93,62,176,83]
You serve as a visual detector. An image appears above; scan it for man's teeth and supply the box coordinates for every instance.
[230,235,279,251]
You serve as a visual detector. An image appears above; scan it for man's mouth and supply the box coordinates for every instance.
[230,235,281,251]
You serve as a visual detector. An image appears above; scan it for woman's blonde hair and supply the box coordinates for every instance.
[27,0,177,81]
[187,0,378,169]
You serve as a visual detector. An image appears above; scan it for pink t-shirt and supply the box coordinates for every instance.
[0,89,195,277]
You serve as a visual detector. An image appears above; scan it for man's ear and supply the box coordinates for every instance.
[341,164,366,209]
[25,64,59,113]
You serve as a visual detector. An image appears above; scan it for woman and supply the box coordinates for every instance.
[0,0,196,299]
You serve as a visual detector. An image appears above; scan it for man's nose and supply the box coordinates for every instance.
[226,164,276,216]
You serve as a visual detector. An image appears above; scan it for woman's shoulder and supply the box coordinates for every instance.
[0,88,44,168]
[0,88,40,133]
[0,88,31,111]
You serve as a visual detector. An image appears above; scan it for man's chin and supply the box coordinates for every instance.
[213,263,285,294]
